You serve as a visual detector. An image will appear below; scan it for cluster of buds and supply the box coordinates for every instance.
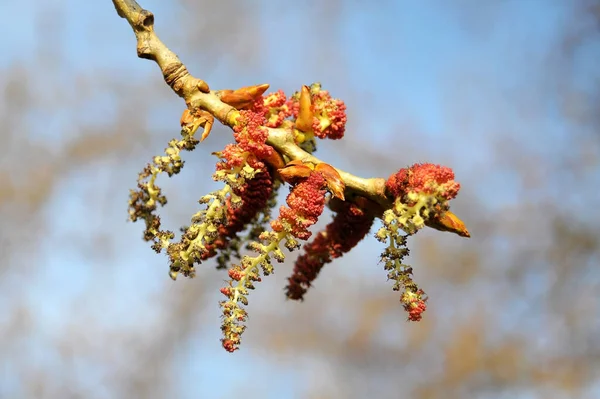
[375,163,469,320]
[128,82,469,352]
[289,83,347,144]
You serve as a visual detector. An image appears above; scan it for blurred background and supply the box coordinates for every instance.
[1,0,599,398]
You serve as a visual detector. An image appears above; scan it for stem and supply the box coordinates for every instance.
[111,0,234,125]
[266,128,390,207]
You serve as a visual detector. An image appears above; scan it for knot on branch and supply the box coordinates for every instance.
[134,10,156,60]
[163,63,190,95]
[136,9,154,30]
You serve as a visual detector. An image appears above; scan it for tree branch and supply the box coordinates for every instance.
[112,0,391,208]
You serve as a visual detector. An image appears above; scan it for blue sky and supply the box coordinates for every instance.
[1,1,599,398]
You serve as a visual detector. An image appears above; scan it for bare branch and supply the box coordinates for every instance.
[111,0,210,98]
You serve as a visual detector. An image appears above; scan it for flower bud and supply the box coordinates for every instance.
[278,160,313,183]
[425,210,470,237]
[219,84,270,110]
[315,162,345,200]
[262,150,286,171]
[295,85,314,132]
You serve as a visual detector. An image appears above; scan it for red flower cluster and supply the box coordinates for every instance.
[215,144,250,171]
[288,87,347,140]
[401,290,428,322]
[262,90,292,128]
[221,339,237,353]
[386,163,460,203]
[223,170,272,235]
[271,173,327,240]
[208,101,281,262]
[217,97,280,173]
[232,109,273,160]
[286,201,374,300]
[310,90,347,140]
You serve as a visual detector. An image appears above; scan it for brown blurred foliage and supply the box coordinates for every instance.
[1,1,599,398]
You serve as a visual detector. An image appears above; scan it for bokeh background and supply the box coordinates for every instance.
[1,1,599,398]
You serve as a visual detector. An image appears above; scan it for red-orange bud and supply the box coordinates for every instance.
[180,109,214,141]
[219,84,270,110]
[386,163,460,202]
[180,109,194,126]
[425,211,470,237]
[196,79,210,93]
[295,85,314,132]
[278,161,313,183]
[262,150,286,171]
[315,162,345,200]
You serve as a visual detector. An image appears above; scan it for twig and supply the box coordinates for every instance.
[112,0,391,207]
